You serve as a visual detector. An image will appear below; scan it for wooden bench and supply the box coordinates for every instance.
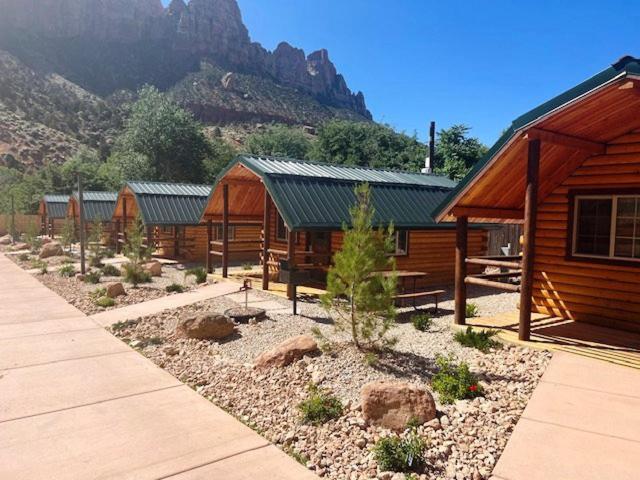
[393,289,446,312]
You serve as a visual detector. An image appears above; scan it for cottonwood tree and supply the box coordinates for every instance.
[434,125,487,180]
[321,183,398,350]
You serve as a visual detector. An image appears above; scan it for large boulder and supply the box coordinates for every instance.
[143,260,162,277]
[254,334,318,369]
[39,241,63,259]
[0,234,12,245]
[176,313,235,340]
[361,381,436,432]
[106,282,125,298]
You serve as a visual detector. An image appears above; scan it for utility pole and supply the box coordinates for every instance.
[78,174,86,274]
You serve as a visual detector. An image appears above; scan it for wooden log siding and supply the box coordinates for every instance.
[531,131,640,333]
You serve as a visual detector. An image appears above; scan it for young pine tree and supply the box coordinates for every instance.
[122,214,152,286]
[321,183,398,350]
[60,218,76,254]
[88,217,104,267]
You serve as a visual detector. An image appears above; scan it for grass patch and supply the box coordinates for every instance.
[95,296,115,308]
[454,326,501,353]
[58,264,76,277]
[241,262,253,270]
[372,430,427,473]
[298,383,343,425]
[185,266,207,284]
[465,303,479,318]
[166,283,185,293]
[83,270,102,284]
[431,355,482,404]
[411,313,432,332]
[100,264,121,277]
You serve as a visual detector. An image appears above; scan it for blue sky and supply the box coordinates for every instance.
[163,0,640,146]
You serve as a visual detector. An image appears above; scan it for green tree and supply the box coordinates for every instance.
[88,218,105,267]
[310,120,426,171]
[60,148,120,191]
[202,137,237,182]
[116,86,211,183]
[434,125,488,180]
[60,218,76,254]
[245,125,312,159]
[122,215,152,287]
[321,183,397,350]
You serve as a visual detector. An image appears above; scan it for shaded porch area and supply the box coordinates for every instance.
[465,311,640,369]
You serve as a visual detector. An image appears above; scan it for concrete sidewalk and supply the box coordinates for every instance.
[0,254,316,479]
[491,351,640,480]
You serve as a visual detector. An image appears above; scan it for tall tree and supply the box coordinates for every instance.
[434,125,487,180]
[321,183,397,350]
[245,125,311,159]
[116,86,211,183]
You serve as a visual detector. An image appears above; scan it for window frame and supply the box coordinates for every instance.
[568,189,640,265]
[393,230,409,256]
[214,224,236,241]
[276,213,288,242]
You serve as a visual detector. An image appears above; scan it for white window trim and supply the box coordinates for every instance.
[394,230,409,256]
[571,193,640,263]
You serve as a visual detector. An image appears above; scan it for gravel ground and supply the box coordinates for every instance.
[110,286,551,479]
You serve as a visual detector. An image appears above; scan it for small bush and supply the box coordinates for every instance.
[122,262,152,286]
[465,303,479,318]
[95,296,115,308]
[89,256,104,268]
[91,287,107,299]
[185,266,207,284]
[103,248,115,259]
[298,384,343,425]
[112,319,138,331]
[100,264,121,277]
[18,253,30,262]
[454,326,501,353]
[363,351,379,367]
[431,355,482,404]
[59,264,76,277]
[373,430,427,473]
[242,262,253,270]
[83,270,102,284]
[166,283,185,293]
[412,313,432,332]
[39,263,48,275]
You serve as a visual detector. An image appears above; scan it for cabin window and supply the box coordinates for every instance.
[214,225,236,241]
[394,230,409,255]
[572,194,640,261]
[276,213,288,242]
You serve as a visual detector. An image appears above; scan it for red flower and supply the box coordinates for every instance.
[469,384,478,392]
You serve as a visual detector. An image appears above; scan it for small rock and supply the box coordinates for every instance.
[175,313,236,340]
[254,335,318,369]
[39,241,63,259]
[106,282,125,298]
[143,260,162,277]
[163,346,179,356]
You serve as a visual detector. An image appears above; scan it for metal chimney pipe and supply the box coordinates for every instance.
[422,121,436,174]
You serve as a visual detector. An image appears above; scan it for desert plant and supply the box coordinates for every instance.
[23,221,42,254]
[122,262,152,286]
[60,217,76,253]
[412,313,432,332]
[241,262,253,270]
[454,327,501,353]
[30,258,48,274]
[122,215,153,287]
[166,283,185,293]
[18,253,30,262]
[100,264,120,277]
[83,270,101,284]
[372,430,427,473]
[321,184,397,350]
[297,383,343,425]
[95,296,115,308]
[431,355,482,404]
[58,264,76,277]
[103,248,115,259]
[363,351,379,367]
[88,219,105,267]
[111,319,138,331]
[465,303,479,318]
[91,287,107,299]
[185,266,207,284]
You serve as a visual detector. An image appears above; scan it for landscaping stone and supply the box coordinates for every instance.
[254,334,318,368]
[175,313,236,340]
[143,261,163,277]
[13,242,29,250]
[361,381,437,431]
[106,282,126,298]
[0,234,12,245]
[39,242,63,259]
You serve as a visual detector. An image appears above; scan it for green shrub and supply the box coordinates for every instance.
[91,287,107,299]
[103,248,116,259]
[372,430,427,473]
[465,303,479,318]
[363,351,379,367]
[297,384,343,425]
[242,262,253,270]
[18,253,30,262]
[166,283,185,293]
[122,262,152,286]
[112,319,138,331]
[100,264,121,277]
[89,256,104,268]
[431,355,482,404]
[95,296,115,308]
[454,326,501,353]
[59,264,76,277]
[39,263,48,275]
[83,270,102,284]
[185,266,207,284]
[412,313,432,332]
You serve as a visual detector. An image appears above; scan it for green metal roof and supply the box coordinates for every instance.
[215,156,458,230]
[72,191,118,222]
[126,181,212,226]
[43,194,70,219]
[434,55,640,219]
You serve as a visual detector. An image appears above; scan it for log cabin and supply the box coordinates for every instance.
[112,181,212,261]
[66,191,118,245]
[435,55,640,338]
[38,194,69,237]
[201,155,490,298]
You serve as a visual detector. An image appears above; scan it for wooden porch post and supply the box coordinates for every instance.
[206,219,213,274]
[287,229,296,300]
[122,197,128,247]
[454,216,468,325]
[519,139,540,341]
[115,219,121,253]
[262,190,271,290]
[222,183,229,278]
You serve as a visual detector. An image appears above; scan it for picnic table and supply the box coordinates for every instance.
[378,270,445,312]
